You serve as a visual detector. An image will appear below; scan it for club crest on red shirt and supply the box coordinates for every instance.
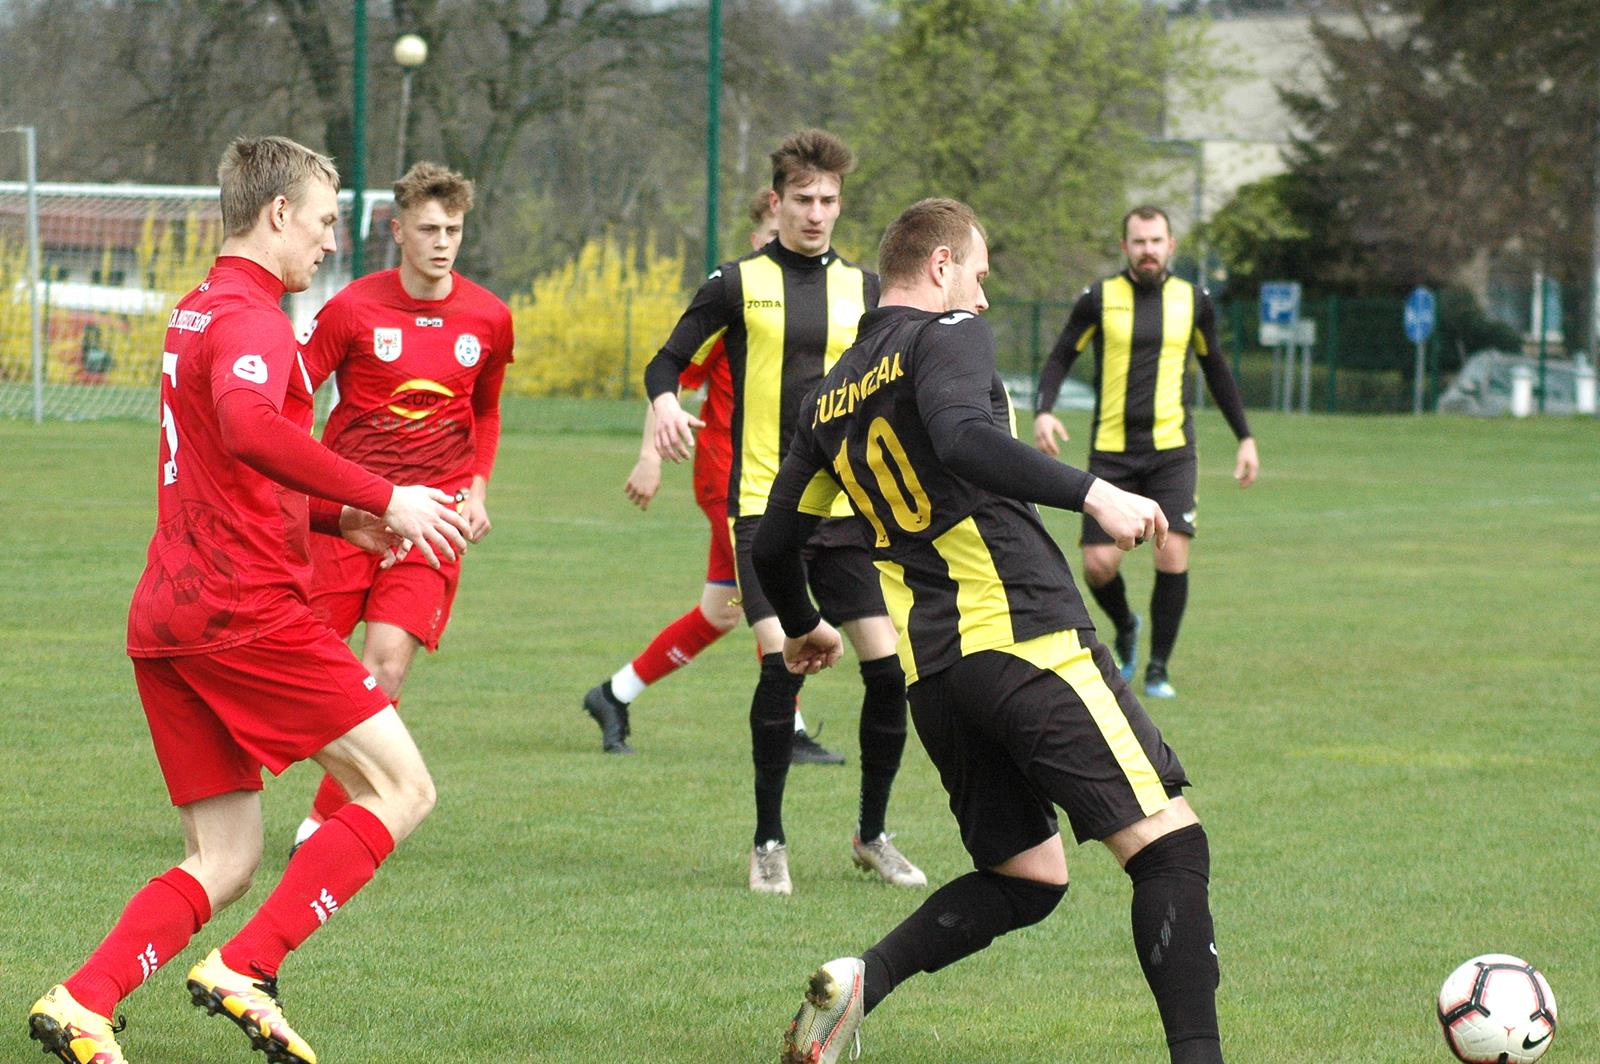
[455,333,482,367]
[373,327,402,362]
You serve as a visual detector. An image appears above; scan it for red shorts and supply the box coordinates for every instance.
[132,612,393,806]
[700,497,735,584]
[308,533,461,651]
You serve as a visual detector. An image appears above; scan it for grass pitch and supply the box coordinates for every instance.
[1,401,1595,1063]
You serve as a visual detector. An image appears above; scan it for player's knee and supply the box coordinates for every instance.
[982,870,1068,930]
[703,598,742,633]
[1082,555,1119,587]
[1124,823,1210,886]
[198,850,262,909]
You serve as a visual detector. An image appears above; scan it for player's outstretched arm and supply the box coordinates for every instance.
[384,485,471,568]
[650,391,704,463]
[626,404,664,509]
[1083,478,1168,552]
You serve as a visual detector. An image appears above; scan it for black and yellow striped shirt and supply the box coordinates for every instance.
[1034,270,1249,453]
[757,306,1096,685]
[644,240,878,517]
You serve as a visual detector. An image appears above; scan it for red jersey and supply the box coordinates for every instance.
[304,269,514,490]
[680,337,732,508]
[127,258,390,658]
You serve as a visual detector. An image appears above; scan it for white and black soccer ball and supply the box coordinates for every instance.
[1437,954,1557,1063]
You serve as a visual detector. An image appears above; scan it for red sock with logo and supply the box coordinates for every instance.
[64,868,212,1016]
[631,607,724,684]
[221,804,394,979]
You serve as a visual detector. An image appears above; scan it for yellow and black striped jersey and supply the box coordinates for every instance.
[644,239,878,517]
[757,305,1098,685]
[1034,270,1250,453]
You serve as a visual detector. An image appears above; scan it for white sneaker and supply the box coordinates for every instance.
[750,840,793,895]
[851,833,927,888]
[782,957,865,1064]
[291,816,321,850]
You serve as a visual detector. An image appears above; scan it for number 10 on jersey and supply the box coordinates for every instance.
[831,417,932,547]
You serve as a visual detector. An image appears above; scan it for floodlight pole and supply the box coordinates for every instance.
[4,126,44,422]
[1591,64,1600,362]
[351,1,368,278]
[705,0,722,276]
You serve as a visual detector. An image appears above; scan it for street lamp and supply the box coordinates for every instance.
[392,33,428,179]
[387,34,428,268]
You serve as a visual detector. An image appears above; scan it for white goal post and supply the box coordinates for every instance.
[0,173,392,422]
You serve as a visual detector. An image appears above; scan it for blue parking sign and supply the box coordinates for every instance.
[1404,287,1436,343]
[1260,282,1302,327]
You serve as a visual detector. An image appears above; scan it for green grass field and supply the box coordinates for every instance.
[1,402,1595,1063]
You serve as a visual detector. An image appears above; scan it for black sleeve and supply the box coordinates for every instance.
[644,268,736,400]
[752,423,829,638]
[1193,290,1252,440]
[1034,286,1098,413]
[918,315,1096,512]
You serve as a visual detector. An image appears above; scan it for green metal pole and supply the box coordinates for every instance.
[1537,273,1548,414]
[1326,294,1340,413]
[704,0,722,276]
[351,0,368,278]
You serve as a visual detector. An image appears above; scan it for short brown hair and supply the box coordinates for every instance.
[1121,205,1171,239]
[877,198,986,289]
[747,188,775,226]
[394,161,475,216]
[770,129,855,195]
[217,135,339,237]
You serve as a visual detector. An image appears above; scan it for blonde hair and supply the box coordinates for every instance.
[217,135,339,237]
[394,161,475,216]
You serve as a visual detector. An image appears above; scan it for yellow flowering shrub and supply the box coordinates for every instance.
[506,232,688,398]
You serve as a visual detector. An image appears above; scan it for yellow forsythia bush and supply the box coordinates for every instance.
[506,232,689,398]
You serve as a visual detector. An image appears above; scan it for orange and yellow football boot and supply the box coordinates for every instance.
[26,984,127,1064]
[185,950,316,1064]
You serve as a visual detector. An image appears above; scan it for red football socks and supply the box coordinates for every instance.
[221,804,395,978]
[310,773,351,822]
[631,606,724,684]
[64,867,212,1017]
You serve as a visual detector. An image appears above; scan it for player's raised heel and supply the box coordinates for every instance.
[184,949,316,1064]
[26,985,127,1064]
[782,957,865,1064]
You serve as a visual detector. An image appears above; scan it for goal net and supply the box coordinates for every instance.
[0,181,392,421]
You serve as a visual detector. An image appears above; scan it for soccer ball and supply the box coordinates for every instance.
[1437,954,1557,1063]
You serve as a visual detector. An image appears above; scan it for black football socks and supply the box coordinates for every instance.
[751,652,804,845]
[1149,570,1189,665]
[1089,572,1137,634]
[860,870,1067,1014]
[855,655,907,841]
[1127,824,1223,1064]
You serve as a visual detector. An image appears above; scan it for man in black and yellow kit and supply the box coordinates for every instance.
[757,199,1225,1064]
[646,130,925,896]
[1034,206,1258,700]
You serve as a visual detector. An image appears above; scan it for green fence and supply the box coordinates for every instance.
[991,294,1448,415]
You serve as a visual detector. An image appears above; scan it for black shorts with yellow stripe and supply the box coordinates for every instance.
[732,514,887,626]
[1081,447,1198,543]
[907,627,1188,868]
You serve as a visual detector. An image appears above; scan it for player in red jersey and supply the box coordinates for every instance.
[26,136,470,1064]
[289,161,514,847]
[582,194,843,764]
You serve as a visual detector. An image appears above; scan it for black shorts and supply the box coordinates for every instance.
[1081,448,1197,543]
[731,514,887,626]
[907,628,1189,868]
